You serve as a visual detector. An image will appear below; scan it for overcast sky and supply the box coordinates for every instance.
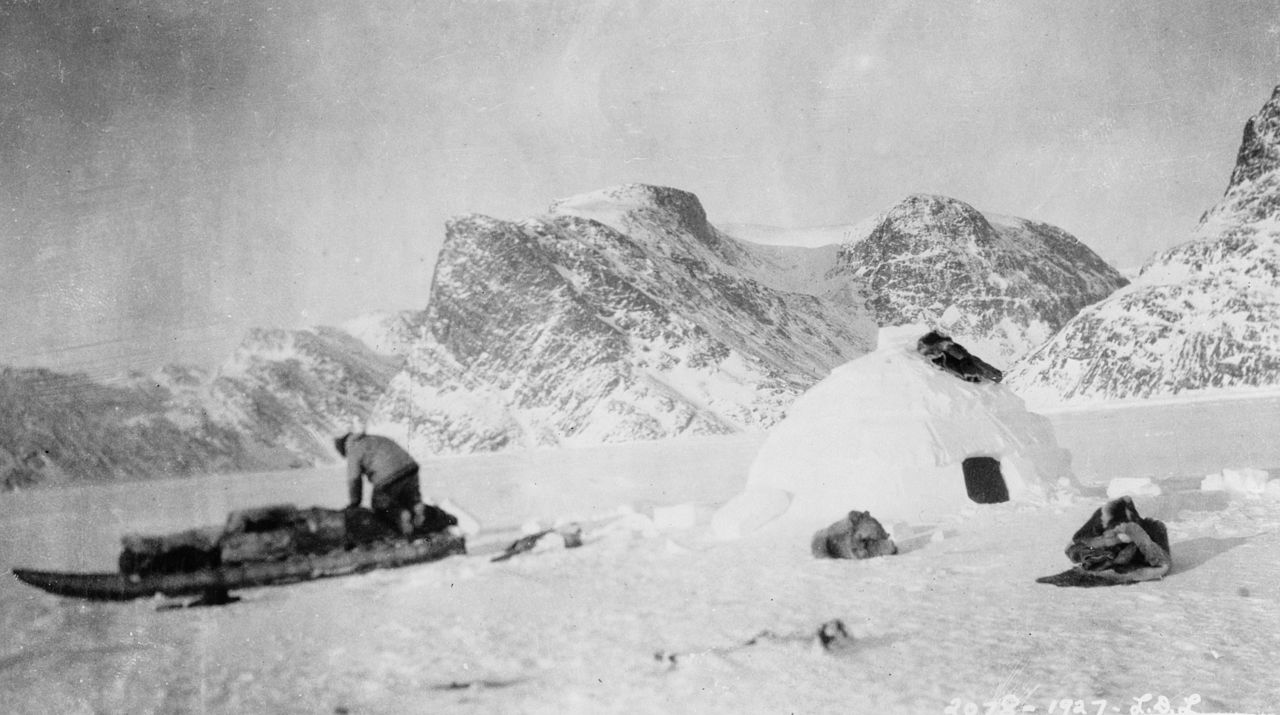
[2,0,1279,377]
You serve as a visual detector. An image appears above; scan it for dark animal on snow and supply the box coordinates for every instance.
[811,510,898,560]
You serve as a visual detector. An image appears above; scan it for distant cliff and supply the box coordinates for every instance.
[1009,86,1280,405]
[824,193,1126,366]
[0,326,398,489]
[366,184,879,455]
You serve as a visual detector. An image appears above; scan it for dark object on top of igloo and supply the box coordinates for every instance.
[916,331,1003,383]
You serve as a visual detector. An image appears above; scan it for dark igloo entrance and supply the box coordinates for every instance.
[962,457,1009,504]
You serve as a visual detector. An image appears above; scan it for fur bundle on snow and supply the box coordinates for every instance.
[916,331,1003,383]
[1037,496,1171,587]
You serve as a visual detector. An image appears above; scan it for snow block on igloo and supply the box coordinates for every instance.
[712,326,1076,538]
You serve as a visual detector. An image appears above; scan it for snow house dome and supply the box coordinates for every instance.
[712,326,1076,538]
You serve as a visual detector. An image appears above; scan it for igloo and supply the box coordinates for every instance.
[712,327,1076,538]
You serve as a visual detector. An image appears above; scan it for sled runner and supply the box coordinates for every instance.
[13,533,465,601]
[12,503,465,602]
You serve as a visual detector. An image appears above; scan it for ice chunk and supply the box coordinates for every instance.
[1266,479,1280,500]
[652,503,698,531]
[1106,477,1162,499]
[599,512,659,539]
[520,519,545,535]
[1200,467,1272,496]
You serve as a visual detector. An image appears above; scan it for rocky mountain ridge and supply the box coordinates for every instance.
[1008,85,1280,405]
[365,184,880,456]
[366,184,1122,457]
[0,326,399,489]
[4,183,1127,486]
[824,193,1127,365]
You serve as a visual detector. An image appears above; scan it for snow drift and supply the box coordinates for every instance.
[713,327,1076,537]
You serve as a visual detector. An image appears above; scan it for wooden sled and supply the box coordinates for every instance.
[13,531,466,602]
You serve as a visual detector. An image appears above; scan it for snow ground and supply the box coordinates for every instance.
[2,404,1280,714]
[1047,395,1280,486]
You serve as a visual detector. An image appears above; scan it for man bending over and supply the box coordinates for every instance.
[335,432,422,536]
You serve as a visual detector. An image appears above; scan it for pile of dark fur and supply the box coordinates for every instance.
[811,510,898,560]
[1037,496,1172,587]
[916,331,1003,383]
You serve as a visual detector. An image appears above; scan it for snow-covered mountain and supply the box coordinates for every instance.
[720,196,1126,366]
[718,220,877,249]
[0,365,252,490]
[340,311,426,358]
[198,326,402,461]
[0,326,400,489]
[369,185,1120,457]
[4,184,1126,485]
[366,184,880,455]
[824,194,1128,365]
[1008,86,1280,405]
